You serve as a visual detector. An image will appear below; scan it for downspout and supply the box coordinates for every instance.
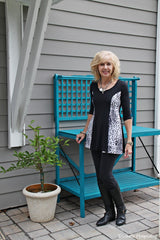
[154,0,160,178]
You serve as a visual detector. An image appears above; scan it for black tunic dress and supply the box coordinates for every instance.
[85,80,131,154]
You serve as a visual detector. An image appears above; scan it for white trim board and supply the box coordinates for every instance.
[154,0,160,177]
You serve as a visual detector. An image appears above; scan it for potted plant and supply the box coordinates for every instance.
[0,120,69,222]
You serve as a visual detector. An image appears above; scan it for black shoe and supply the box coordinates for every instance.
[109,187,126,226]
[96,210,115,227]
[116,207,126,226]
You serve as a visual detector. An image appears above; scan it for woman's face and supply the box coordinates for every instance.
[98,58,114,79]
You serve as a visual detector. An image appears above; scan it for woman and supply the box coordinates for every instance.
[76,51,132,226]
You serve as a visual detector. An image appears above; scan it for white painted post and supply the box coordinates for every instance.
[11,0,41,132]
[6,0,63,147]
[19,0,53,130]
[5,0,23,148]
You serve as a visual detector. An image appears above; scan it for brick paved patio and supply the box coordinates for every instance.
[0,186,159,240]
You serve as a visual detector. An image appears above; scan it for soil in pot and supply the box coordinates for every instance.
[26,183,58,193]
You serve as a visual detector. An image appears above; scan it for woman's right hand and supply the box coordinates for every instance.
[76,114,92,144]
[76,132,86,144]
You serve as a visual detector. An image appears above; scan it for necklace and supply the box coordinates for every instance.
[99,79,112,94]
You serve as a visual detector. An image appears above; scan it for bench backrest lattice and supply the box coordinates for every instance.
[54,74,140,135]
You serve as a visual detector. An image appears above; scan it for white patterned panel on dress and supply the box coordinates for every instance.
[108,91,123,154]
[85,114,94,149]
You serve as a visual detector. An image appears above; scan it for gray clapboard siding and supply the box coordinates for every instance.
[0,160,55,178]
[36,70,55,84]
[35,71,156,86]
[137,135,154,144]
[25,114,54,129]
[136,158,154,172]
[0,19,5,35]
[0,68,6,83]
[137,99,154,111]
[1,192,26,210]
[26,114,87,130]
[0,51,6,67]
[53,0,157,25]
[27,99,155,125]
[27,100,53,114]
[136,145,153,159]
[31,85,53,99]
[42,40,156,63]
[0,100,7,115]
[0,132,7,147]
[0,148,16,162]
[90,0,157,12]
[0,36,6,51]
[49,10,156,37]
[139,123,156,129]
[0,3,4,17]
[137,111,154,123]
[0,83,7,99]
[137,75,155,87]
[46,25,156,51]
[0,1,8,172]
[0,169,55,193]
[39,55,155,74]
[0,116,8,131]
[121,61,155,75]
[0,170,56,209]
[138,86,155,100]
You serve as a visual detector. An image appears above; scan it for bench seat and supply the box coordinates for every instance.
[58,126,160,139]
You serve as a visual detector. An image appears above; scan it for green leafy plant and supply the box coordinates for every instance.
[0,120,69,192]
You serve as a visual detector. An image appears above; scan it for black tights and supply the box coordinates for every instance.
[91,150,120,190]
[91,150,125,212]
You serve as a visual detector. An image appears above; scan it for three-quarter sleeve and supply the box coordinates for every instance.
[121,82,132,121]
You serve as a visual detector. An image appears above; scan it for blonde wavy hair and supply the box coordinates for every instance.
[90,51,120,82]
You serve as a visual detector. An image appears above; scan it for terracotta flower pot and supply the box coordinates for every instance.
[23,183,61,222]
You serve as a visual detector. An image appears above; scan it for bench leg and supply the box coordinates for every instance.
[56,160,60,202]
[79,142,85,217]
[80,196,85,218]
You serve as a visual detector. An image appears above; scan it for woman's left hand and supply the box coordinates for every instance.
[124,144,132,159]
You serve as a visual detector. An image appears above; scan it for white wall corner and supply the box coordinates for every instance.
[154,0,160,176]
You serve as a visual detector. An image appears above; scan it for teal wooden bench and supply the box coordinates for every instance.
[54,74,160,217]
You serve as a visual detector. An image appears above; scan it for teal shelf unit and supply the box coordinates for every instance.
[54,74,160,218]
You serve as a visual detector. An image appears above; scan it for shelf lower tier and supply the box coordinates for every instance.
[59,171,159,200]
